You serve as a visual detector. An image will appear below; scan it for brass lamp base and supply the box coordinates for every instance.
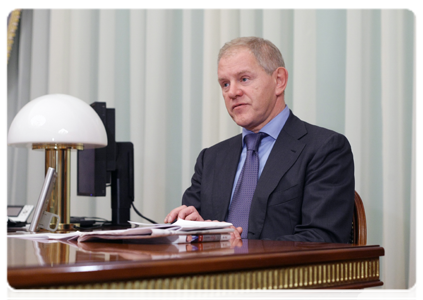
[58,223,79,232]
[33,143,83,232]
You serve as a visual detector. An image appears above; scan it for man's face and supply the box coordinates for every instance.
[218,48,284,133]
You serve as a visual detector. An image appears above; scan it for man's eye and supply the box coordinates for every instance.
[223,83,229,88]
[241,77,248,82]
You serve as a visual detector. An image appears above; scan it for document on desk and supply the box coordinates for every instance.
[7,219,234,244]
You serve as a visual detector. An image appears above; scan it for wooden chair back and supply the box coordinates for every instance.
[351,191,367,245]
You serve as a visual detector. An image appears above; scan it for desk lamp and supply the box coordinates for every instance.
[8,94,107,231]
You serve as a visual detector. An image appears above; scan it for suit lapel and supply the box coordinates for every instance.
[248,112,307,238]
[212,135,243,221]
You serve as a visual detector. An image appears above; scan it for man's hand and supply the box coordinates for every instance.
[230,226,243,239]
[164,206,243,240]
[202,220,243,240]
[164,205,204,223]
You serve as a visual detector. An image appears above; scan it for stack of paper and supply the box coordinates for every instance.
[8,219,234,244]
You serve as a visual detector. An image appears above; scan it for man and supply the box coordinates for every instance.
[165,37,354,243]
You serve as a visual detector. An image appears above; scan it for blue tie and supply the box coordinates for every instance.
[227,132,266,238]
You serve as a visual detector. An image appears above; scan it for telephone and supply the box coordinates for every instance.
[6,204,34,223]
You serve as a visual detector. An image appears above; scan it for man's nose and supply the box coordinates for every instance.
[228,82,242,99]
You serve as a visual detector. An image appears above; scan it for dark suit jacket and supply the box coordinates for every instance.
[182,110,355,243]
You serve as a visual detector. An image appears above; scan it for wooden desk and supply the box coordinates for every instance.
[7,237,384,289]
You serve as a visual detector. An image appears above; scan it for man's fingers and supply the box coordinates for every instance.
[165,205,204,223]
[178,206,204,221]
[230,225,243,239]
[164,205,187,223]
[177,206,195,219]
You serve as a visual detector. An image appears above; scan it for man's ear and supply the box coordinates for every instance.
[274,67,288,96]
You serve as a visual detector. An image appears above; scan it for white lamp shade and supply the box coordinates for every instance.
[8,94,107,148]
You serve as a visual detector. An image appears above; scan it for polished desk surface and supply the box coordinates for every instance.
[7,237,384,289]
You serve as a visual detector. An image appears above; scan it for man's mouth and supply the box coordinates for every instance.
[233,103,247,110]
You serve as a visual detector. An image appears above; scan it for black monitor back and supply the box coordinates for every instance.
[77,102,116,196]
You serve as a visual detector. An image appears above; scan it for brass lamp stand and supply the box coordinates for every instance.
[34,143,83,231]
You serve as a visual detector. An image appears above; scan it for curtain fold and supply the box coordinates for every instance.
[345,10,363,194]
[408,9,420,299]
[292,10,317,124]
[380,10,414,288]
[7,8,415,289]
[129,9,147,222]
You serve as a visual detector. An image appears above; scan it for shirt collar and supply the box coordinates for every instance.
[241,104,290,144]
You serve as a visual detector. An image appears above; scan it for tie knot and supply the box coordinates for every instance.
[244,132,267,151]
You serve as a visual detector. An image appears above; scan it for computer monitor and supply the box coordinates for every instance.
[77,102,134,226]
